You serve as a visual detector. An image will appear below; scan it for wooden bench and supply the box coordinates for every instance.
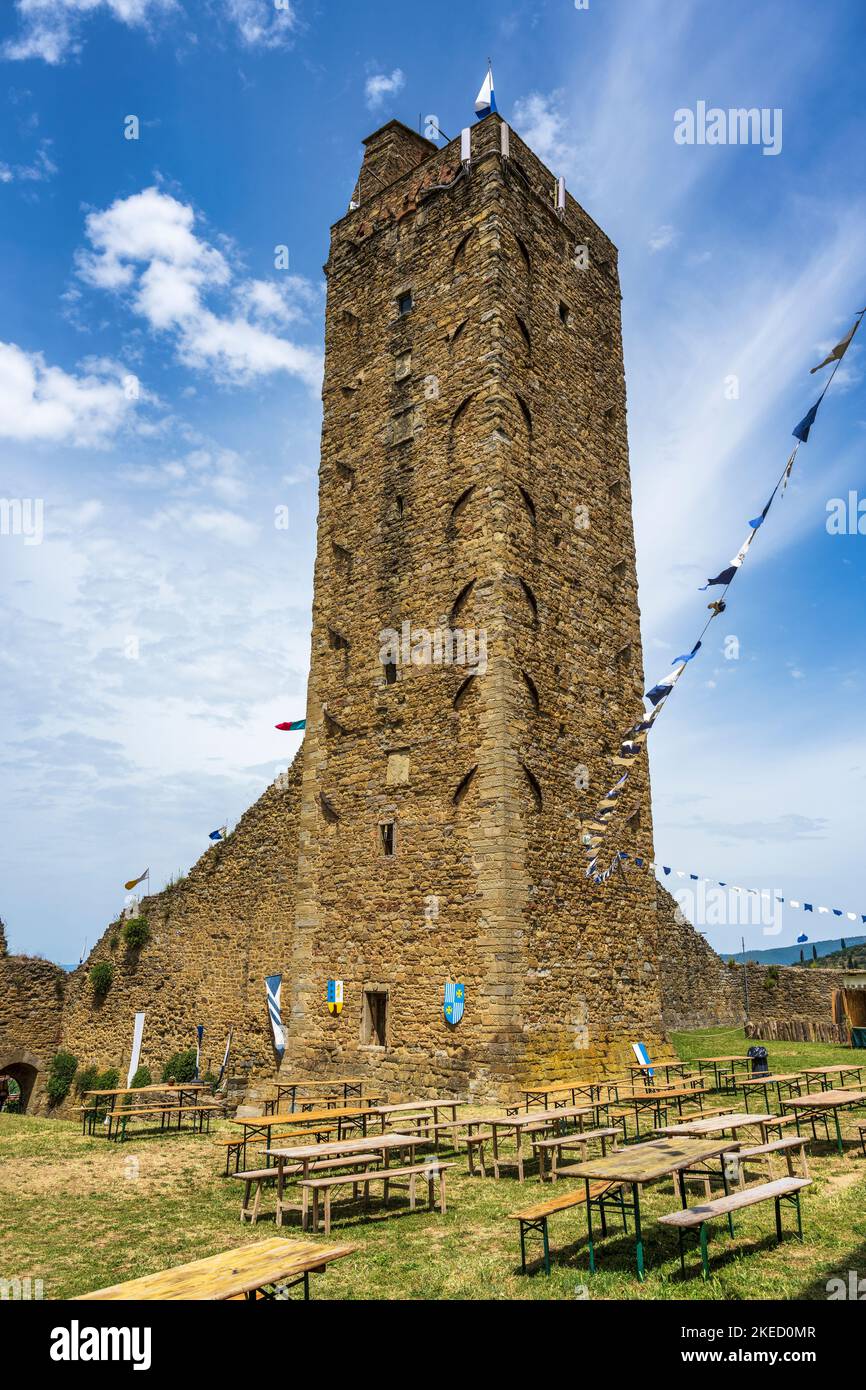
[106,1104,222,1141]
[466,1129,493,1177]
[658,1176,811,1278]
[860,1124,866,1157]
[509,1182,625,1276]
[234,1152,386,1225]
[301,1161,454,1235]
[531,1127,620,1180]
[737,1135,809,1182]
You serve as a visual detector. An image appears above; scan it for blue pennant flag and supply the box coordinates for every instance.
[792,400,821,442]
[209,826,226,842]
[797,933,808,943]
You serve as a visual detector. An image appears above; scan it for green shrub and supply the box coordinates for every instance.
[74,1064,99,1096]
[94,1067,120,1093]
[763,966,779,990]
[90,960,114,997]
[47,1051,78,1105]
[129,1066,151,1089]
[161,1048,197,1084]
[123,917,150,950]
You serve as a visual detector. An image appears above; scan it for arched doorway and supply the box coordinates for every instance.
[0,1053,41,1113]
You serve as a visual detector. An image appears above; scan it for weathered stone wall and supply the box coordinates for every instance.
[58,758,303,1087]
[0,947,66,1113]
[656,886,841,1033]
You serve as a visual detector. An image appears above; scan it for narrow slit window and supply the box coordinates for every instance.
[380,821,396,856]
[397,290,413,316]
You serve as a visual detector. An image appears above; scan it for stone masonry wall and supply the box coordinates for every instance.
[656,886,840,1032]
[285,114,668,1100]
[0,924,67,1113]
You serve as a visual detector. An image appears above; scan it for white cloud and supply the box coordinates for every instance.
[364,68,405,111]
[3,0,177,65]
[224,0,297,50]
[648,224,677,253]
[0,341,137,446]
[76,186,323,389]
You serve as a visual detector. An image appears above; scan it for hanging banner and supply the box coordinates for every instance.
[326,979,343,1015]
[126,1012,146,1087]
[265,975,286,1058]
[444,981,465,1025]
[195,1024,204,1078]
[216,1028,233,1089]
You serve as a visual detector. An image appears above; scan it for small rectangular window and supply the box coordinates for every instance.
[397,290,413,316]
[380,821,395,856]
[559,300,571,325]
[362,990,388,1047]
[383,660,397,685]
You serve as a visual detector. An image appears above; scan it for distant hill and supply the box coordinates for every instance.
[813,941,866,970]
[729,935,866,967]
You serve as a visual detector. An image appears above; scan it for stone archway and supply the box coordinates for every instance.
[0,1050,43,1114]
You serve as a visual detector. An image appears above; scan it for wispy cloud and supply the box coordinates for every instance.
[2,0,178,65]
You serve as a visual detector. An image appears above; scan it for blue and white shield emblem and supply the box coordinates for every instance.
[444,981,464,1025]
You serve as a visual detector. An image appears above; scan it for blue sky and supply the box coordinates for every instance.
[1,0,865,963]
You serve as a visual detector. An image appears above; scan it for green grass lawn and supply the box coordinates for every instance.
[2,1026,864,1301]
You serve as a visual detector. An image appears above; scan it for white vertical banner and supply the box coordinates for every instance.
[460,127,471,164]
[126,1012,146,1087]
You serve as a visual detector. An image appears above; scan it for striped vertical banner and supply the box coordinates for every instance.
[265,975,286,1059]
[195,1025,204,1079]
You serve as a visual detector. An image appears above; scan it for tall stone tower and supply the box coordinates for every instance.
[285,114,667,1098]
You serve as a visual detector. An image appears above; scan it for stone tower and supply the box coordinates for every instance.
[285,114,667,1098]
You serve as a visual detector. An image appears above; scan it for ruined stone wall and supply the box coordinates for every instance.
[656,886,841,1033]
[0,951,66,1113]
[59,758,303,1086]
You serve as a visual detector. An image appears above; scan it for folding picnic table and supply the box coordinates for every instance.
[366,1099,468,1132]
[802,1064,866,1092]
[82,1083,210,1135]
[485,1105,601,1181]
[695,1055,753,1089]
[266,1132,422,1227]
[233,1106,371,1169]
[267,1079,366,1114]
[567,1136,741,1280]
[612,1084,706,1138]
[783,1088,866,1156]
[739,1072,804,1113]
[74,1237,357,1301]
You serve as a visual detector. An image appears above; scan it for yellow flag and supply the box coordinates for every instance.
[124,869,149,891]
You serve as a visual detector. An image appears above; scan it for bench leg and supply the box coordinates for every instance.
[241,1179,252,1223]
[585,1180,596,1274]
[323,1191,331,1238]
[542,1218,551,1276]
[312,1188,320,1234]
[519,1221,527,1274]
[699,1223,710,1279]
[775,1196,783,1243]
[439,1170,447,1215]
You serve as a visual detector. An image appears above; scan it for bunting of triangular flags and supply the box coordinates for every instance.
[582,306,864,876]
